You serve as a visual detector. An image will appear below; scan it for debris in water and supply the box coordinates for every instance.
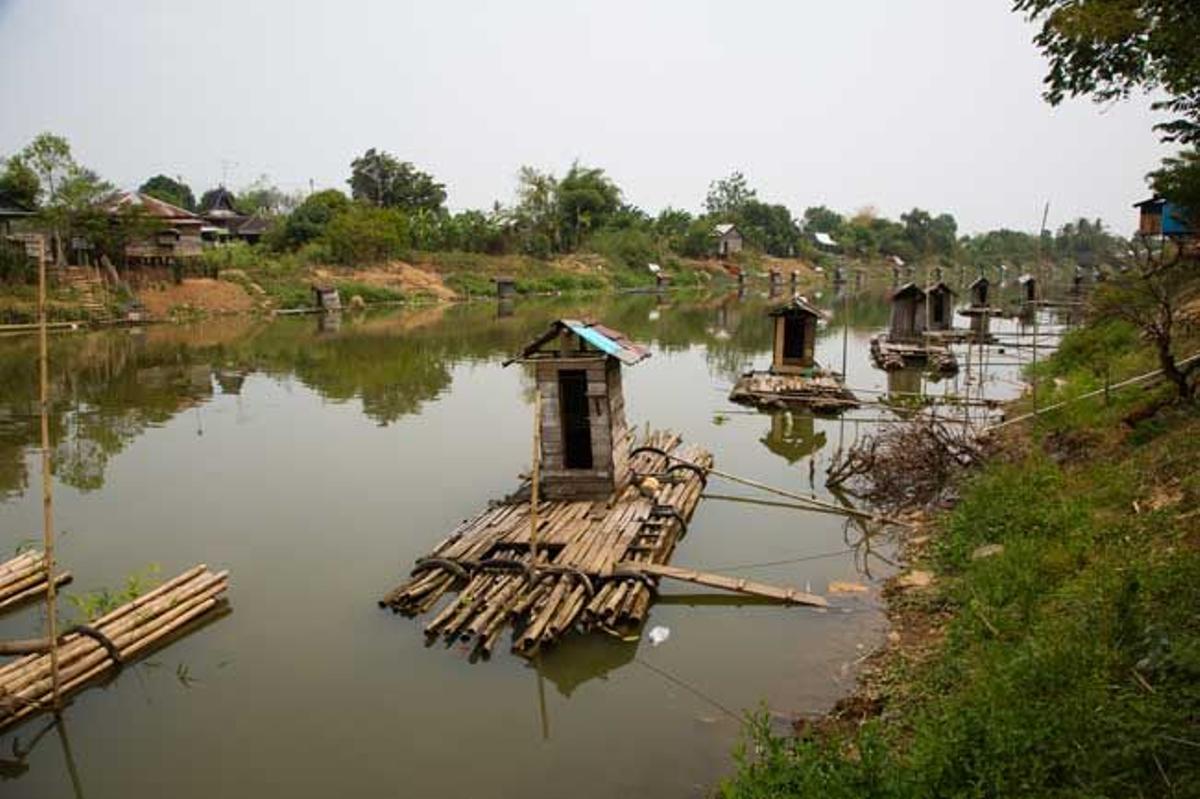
[648,626,671,647]
[828,581,869,594]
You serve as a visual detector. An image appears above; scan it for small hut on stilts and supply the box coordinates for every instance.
[729,296,858,411]
[957,274,998,343]
[870,283,957,373]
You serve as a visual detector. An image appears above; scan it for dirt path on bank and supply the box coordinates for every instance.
[139,278,257,317]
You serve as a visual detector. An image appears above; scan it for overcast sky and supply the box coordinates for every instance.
[0,0,1172,234]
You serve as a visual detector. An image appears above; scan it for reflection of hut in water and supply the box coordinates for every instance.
[790,270,800,290]
[214,369,248,395]
[534,634,638,698]
[312,284,341,311]
[496,298,515,318]
[317,312,341,333]
[508,320,649,499]
[886,367,923,405]
[870,283,957,374]
[759,411,827,464]
[729,296,858,411]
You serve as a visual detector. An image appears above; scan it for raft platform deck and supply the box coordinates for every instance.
[870,334,958,374]
[380,430,824,658]
[729,369,859,412]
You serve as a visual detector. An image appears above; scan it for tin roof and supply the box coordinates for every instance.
[509,319,651,367]
[1017,273,1035,284]
[926,280,956,296]
[104,191,199,221]
[813,231,837,247]
[712,223,738,237]
[767,295,823,319]
[968,275,989,289]
[891,282,925,299]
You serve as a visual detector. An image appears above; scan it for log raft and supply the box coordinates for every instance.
[0,550,72,615]
[729,370,859,412]
[381,430,827,658]
[0,565,231,733]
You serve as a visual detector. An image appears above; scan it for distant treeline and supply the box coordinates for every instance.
[0,134,1129,274]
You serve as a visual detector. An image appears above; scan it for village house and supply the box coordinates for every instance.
[104,191,203,264]
[712,223,743,257]
[199,187,269,244]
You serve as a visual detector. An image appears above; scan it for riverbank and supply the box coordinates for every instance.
[0,248,827,323]
[721,317,1200,796]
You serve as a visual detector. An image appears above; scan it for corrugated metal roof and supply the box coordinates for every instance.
[813,231,837,247]
[1017,273,1035,284]
[564,320,651,365]
[104,191,200,221]
[768,295,823,318]
[712,223,737,236]
[509,319,651,367]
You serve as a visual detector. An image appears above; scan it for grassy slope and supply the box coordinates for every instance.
[722,319,1200,798]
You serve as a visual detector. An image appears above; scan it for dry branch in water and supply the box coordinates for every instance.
[827,419,989,512]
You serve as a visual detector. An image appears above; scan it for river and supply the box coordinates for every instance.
[0,283,1066,797]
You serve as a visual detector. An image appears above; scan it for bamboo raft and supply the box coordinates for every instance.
[729,370,859,412]
[381,431,826,657]
[0,565,230,732]
[0,551,72,615]
[870,335,958,374]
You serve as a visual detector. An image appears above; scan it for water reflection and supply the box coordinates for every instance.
[758,412,827,465]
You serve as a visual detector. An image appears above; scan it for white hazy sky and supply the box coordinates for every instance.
[0,0,1172,234]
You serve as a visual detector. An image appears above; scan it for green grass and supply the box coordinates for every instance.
[721,318,1200,798]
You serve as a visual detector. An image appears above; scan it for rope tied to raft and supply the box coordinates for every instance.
[71,625,123,671]
[411,557,471,580]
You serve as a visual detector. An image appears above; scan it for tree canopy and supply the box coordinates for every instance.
[348,149,446,213]
[705,171,757,216]
[0,156,39,209]
[139,174,196,211]
[1015,0,1200,145]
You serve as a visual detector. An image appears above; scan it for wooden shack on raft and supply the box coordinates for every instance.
[729,296,858,411]
[380,318,827,659]
[968,275,990,308]
[925,281,956,332]
[507,319,647,500]
[1018,273,1037,304]
[957,275,997,341]
[871,283,957,373]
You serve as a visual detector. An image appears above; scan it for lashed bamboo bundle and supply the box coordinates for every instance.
[381,430,712,657]
[0,565,230,732]
[0,551,72,615]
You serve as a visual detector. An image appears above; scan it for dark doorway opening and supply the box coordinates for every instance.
[782,317,806,361]
[932,296,946,326]
[559,370,594,469]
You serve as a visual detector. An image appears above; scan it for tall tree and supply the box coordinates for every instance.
[802,206,844,234]
[705,172,757,216]
[138,174,196,211]
[1015,0,1200,144]
[556,162,622,250]
[348,149,446,213]
[510,166,559,256]
[0,156,39,209]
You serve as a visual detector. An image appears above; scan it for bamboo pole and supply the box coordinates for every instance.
[530,389,541,564]
[36,238,61,712]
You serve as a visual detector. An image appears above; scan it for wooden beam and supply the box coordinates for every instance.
[613,562,827,607]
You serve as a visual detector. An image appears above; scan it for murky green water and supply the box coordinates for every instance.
[0,284,1061,797]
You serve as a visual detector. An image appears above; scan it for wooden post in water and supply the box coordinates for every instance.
[37,237,62,711]
[529,389,541,563]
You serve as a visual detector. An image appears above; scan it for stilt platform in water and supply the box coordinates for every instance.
[380,430,825,659]
[729,369,859,412]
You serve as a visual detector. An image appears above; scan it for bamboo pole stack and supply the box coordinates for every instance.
[0,551,72,615]
[0,565,230,732]
[381,430,713,657]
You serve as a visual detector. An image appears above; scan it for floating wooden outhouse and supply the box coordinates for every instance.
[888,283,926,342]
[968,275,990,307]
[925,281,955,332]
[495,277,516,299]
[507,320,649,500]
[1018,273,1036,303]
[768,296,820,374]
[312,284,341,311]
